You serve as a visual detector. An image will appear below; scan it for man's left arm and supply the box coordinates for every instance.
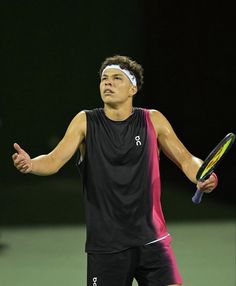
[149,109,218,192]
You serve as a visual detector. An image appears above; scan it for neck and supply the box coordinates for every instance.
[103,104,133,121]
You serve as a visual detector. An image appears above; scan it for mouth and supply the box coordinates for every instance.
[104,89,114,95]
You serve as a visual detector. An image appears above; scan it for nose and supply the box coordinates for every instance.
[104,78,112,86]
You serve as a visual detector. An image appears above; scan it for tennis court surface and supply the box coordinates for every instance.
[0,179,235,286]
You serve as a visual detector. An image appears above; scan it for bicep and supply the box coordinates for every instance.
[49,111,86,167]
[159,130,192,169]
[150,110,193,168]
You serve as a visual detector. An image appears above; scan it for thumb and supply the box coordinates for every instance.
[13,142,24,154]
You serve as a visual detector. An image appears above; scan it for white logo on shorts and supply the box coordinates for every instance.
[135,135,142,146]
[93,277,97,286]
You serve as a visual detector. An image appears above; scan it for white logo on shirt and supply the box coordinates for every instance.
[93,277,97,286]
[135,136,142,146]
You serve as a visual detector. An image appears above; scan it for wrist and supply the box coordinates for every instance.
[28,160,33,173]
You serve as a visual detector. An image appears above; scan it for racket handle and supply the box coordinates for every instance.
[192,189,204,204]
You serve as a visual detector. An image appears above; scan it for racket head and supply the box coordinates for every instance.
[196,132,235,181]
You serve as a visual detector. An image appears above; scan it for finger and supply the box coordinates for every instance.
[205,177,214,184]
[20,163,32,173]
[13,143,27,156]
[199,178,214,187]
[17,162,28,171]
[19,167,28,173]
[12,153,18,161]
[13,155,25,165]
[199,181,216,193]
[16,161,27,168]
[19,167,28,174]
[21,163,31,170]
[204,188,214,194]
[14,158,29,169]
[13,142,22,152]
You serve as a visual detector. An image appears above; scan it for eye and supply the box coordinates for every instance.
[115,76,122,80]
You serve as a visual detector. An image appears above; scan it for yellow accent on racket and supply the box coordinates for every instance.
[200,139,233,179]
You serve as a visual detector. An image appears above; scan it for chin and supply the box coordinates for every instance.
[102,96,115,104]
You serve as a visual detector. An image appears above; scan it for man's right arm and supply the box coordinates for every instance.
[12,111,86,176]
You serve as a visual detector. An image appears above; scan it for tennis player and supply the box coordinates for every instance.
[12,55,218,286]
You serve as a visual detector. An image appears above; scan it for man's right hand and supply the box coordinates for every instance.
[12,143,32,174]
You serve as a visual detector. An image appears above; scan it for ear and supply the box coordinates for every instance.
[130,85,138,96]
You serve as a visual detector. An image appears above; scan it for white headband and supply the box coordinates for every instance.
[102,64,137,87]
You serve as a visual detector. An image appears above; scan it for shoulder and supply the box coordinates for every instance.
[71,109,103,134]
[68,110,87,136]
[147,109,168,125]
[72,110,87,124]
[147,109,173,136]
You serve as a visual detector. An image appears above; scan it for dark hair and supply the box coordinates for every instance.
[99,55,144,91]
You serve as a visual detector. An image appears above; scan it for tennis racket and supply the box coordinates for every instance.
[192,132,235,204]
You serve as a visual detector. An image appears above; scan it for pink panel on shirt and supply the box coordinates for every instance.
[144,109,168,239]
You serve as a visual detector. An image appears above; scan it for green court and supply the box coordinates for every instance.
[0,222,235,286]
[0,179,235,285]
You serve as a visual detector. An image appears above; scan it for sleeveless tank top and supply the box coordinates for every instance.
[78,108,168,253]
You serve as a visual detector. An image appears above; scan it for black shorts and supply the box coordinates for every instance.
[87,236,182,286]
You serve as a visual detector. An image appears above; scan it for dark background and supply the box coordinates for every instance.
[0,1,235,224]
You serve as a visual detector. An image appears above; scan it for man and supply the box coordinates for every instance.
[12,55,217,286]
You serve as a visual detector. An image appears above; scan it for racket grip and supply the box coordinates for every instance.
[192,189,204,204]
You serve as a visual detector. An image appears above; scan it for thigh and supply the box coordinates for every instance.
[87,248,138,286]
[135,236,183,286]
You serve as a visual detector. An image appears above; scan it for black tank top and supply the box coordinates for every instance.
[78,108,167,253]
